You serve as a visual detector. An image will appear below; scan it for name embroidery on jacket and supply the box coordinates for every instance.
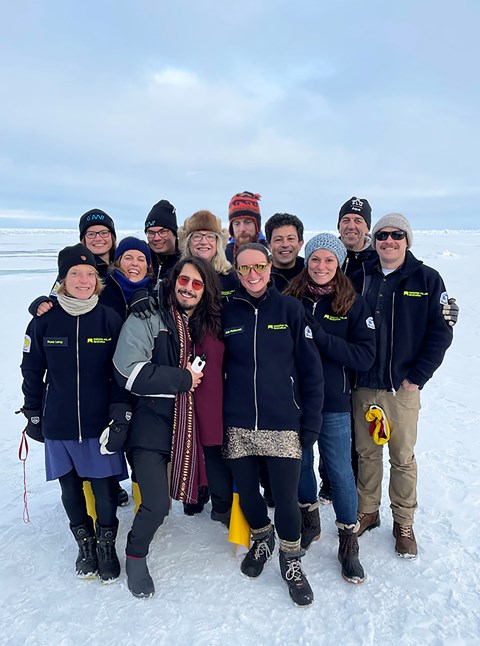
[43,337,68,346]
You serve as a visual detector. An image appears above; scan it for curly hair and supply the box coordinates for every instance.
[285,266,356,316]
[167,256,222,341]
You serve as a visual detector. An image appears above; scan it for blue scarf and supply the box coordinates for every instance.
[112,269,152,304]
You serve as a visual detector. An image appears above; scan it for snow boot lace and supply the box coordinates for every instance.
[241,524,275,578]
[279,549,314,607]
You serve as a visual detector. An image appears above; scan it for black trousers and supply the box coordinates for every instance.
[227,456,301,542]
[203,445,233,514]
[59,468,117,528]
[126,449,170,559]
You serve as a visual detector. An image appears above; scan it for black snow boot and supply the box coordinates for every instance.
[183,485,209,515]
[70,519,98,578]
[299,501,321,550]
[241,524,275,578]
[210,508,231,528]
[337,521,365,584]
[117,484,129,507]
[279,544,314,607]
[126,555,155,598]
[96,522,121,583]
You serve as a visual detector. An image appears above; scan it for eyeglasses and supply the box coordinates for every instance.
[85,230,111,240]
[236,262,269,277]
[191,232,216,242]
[146,228,171,239]
[374,230,406,241]
[177,275,204,291]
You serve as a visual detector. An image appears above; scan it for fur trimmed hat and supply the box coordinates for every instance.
[338,197,372,229]
[305,233,347,267]
[372,213,413,249]
[79,209,116,239]
[228,191,261,236]
[144,200,178,235]
[182,210,223,236]
[58,243,96,280]
[114,236,152,265]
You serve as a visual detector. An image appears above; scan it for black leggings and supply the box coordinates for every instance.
[126,448,170,559]
[227,456,301,542]
[58,469,117,527]
[203,445,233,514]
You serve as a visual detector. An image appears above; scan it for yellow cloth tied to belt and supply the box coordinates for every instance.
[366,405,391,445]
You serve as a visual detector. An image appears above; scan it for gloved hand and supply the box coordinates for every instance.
[442,297,459,327]
[300,428,318,450]
[99,404,131,455]
[17,408,44,443]
[304,310,320,335]
[130,289,157,319]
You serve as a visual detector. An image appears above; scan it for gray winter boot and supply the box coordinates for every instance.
[279,539,314,607]
[337,521,365,584]
[241,524,275,578]
[126,555,155,598]
[96,521,121,583]
[70,518,98,578]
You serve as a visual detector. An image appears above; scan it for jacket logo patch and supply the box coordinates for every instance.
[31,416,40,425]
[305,326,313,339]
[440,291,449,305]
[323,314,347,321]
[44,337,68,347]
[267,323,289,330]
[403,291,428,297]
[224,325,245,336]
[86,337,112,344]
[366,316,375,330]
[23,334,31,353]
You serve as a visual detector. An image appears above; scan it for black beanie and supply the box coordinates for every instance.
[58,244,97,280]
[338,197,372,229]
[79,209,116,239]
[144,200,178,235]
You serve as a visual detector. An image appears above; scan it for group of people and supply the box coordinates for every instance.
[19,192,455,607]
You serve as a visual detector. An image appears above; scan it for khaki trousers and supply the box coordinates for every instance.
[352,387,421,525]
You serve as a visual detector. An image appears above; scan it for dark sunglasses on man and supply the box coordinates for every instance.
[374,230,406,242]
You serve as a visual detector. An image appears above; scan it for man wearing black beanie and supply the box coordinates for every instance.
[144,200,180,284]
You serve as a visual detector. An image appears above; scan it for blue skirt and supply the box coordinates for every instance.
[45,437,129,482]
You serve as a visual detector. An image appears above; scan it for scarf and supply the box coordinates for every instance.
[112,269,151,304]
[169,304,205,504]
[306,278,336,302]
[57,293,99,316]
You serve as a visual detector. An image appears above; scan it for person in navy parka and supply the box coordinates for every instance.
[222,243,323,607]
[20,244,130,583]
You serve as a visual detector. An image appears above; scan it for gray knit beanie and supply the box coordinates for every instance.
[304,233,347,267]
[372,213,413,248]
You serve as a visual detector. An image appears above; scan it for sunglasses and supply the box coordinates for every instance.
[177,274,204,291]
[374,230,406,241]
[236,262,269,277]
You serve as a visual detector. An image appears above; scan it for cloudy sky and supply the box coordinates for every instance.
[1,1,479,231]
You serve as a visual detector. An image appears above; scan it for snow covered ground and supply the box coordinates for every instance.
[0,229,478,646]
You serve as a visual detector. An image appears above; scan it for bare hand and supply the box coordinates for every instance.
[186,362,203,391]
[37,301,54,317]
[401,378,418,391]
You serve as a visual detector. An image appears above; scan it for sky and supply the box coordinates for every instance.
[1,1,480,231]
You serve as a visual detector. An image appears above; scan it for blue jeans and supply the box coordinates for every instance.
[298,412,357,525]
